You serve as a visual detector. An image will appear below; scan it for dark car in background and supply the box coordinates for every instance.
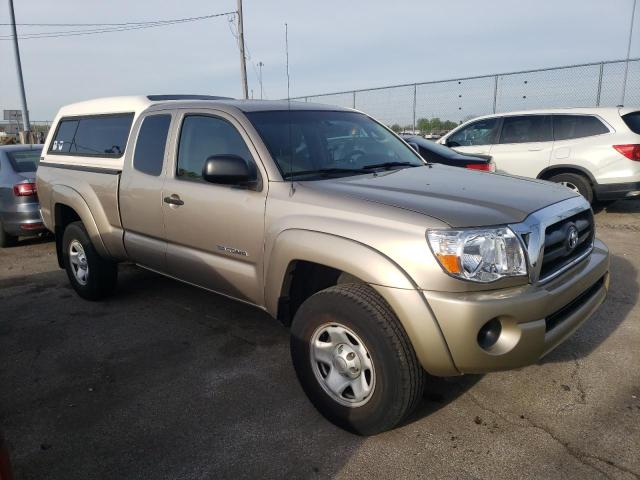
[0,145,45,247]
[400,134,495,172]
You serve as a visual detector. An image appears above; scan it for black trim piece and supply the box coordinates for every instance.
[545,275,605,332]
[593,181,640,200]
[38,161,121,175]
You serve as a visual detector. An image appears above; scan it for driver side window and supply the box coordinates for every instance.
[177,115,253,180]
[448,118,500,147]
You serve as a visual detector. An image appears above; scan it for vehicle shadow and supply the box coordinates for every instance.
[13,234,54,248]
[403,373,483,427]
[541,253,637,364]
[593,198,640,215]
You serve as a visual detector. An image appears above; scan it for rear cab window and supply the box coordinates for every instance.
[621,111,640,134]
[49,113,134,157]
[552,115,609,141]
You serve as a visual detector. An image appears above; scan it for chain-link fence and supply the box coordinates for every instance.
[293,58,640,134]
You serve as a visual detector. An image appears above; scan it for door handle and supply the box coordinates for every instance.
[528,147,543,151]
[163,195,184,206]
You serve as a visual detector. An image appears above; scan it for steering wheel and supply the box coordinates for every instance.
[340,149,366,165]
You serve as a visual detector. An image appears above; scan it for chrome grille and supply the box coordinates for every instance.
[539,209,594,281]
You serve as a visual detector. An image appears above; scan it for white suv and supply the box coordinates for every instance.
[439,108,640,203]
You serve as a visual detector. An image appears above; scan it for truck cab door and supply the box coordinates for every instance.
[488,115,553,177]
[120,112,175,273]
[161,110,268,306]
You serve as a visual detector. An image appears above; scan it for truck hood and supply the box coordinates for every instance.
[307,165,577,227]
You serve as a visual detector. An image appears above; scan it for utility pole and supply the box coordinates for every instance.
[7,0,31,138]
[257,61,264,99]
[236,0,249,99]
[621,0,637,105]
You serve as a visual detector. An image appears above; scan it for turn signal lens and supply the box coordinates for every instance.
[435,254,461,274]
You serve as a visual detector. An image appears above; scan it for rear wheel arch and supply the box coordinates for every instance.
[538,165,596,203]
[51,191,108,267]
[537,164,597,185]
[53,203,82,267]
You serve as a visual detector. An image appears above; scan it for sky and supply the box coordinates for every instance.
[0,0,638,121]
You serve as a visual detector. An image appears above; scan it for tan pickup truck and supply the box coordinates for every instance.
[36,95,609,435]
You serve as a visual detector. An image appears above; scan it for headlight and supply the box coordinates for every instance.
[427,227,527,282]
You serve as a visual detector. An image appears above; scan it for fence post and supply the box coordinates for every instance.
[596,62,604,106]
[352,91,356,109]
[492,75,498,113]
[412,84,417,133]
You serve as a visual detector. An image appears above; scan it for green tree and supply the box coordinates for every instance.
[389,123,402,133]
[416,117,431,133]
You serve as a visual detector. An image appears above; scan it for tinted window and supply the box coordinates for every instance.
[50,119,78,153]
[7,148,42,172]
[247,110,423,179]
[622,112,640,134]
[447,118,500,147]
[133,115,171,176]
[553,115,609,141]
[499,115,552,144]
[49,114,134,157]
[177,115,252,180]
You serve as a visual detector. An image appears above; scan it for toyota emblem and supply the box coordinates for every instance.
[567,225,579,250]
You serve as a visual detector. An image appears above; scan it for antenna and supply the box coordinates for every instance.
[285,22,295,195]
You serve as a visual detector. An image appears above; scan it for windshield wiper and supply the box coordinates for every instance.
[285,167,370,179]
[362,161,420,171]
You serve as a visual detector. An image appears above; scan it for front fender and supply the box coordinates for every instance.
[264,229,458,376]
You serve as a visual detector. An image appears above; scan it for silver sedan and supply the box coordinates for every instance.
[0,144,45,247]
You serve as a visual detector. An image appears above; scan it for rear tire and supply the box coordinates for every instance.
[62,221,118,300]
[0,222,18,248]
[549,173,593,204]
[290,283,424,435]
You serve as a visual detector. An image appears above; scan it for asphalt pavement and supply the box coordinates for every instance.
[1,201,639,479]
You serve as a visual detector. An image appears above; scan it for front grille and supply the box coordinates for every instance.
[539,209,594,280]
[545,275,605,332]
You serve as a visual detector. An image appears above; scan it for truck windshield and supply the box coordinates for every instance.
[7,148,42,173]
[246,110,424,179]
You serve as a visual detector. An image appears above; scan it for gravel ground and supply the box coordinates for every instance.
[1,200,639,480]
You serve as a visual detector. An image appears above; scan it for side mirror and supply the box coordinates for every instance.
[446,140,461,148]
[202,155,256,187]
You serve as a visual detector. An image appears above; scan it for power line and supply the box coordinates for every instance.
[0,12,235,40]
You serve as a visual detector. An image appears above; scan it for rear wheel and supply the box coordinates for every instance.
[549,172,593,204]
[290,283,424,435]
[0,222,18,248]
[62,221,118,300]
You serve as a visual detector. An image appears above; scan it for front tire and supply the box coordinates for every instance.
[62,221,118,300]
[549,172,593,204]
[290,283,424,435]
